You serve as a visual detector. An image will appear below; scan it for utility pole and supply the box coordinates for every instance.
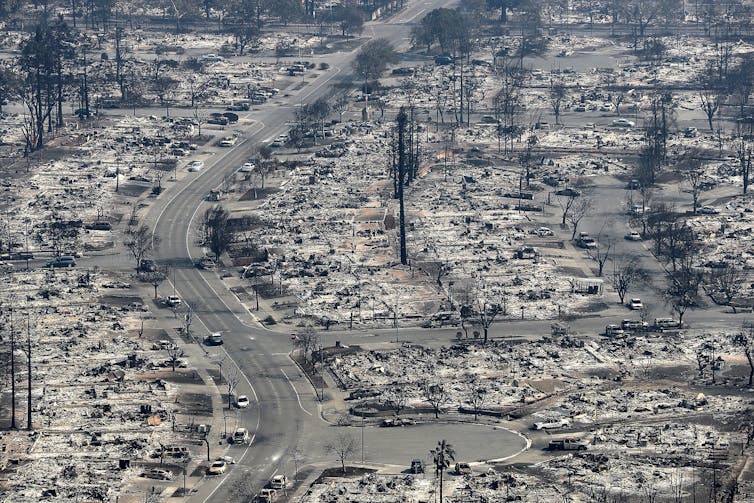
[9,304,17,429]
[361,414,365,463]
[397,108,408,265]
[26,314,32,430]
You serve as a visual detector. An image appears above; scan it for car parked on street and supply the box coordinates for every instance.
[47,256,76,268]
[187,160,204,172]
[256,488,277,502]
[208,460,227,475]
[410,459,425,473]
[269,474,287,489]
[555,188,581,197]
[548,438,588,451]
[166,295,182,307]
[205,332,223,345]
[611,118,635,127]
[698,206,719,214]
[232,427,250,444]
[142,468,173,480]
[532,418,571,430]
[139,258,157,272]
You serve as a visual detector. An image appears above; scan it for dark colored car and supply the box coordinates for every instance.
[411,459,425,473]
[139,258,157,272]
[47,256,76,268]
[555,188,581,197]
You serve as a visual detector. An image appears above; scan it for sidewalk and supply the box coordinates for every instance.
[129,280,236,502]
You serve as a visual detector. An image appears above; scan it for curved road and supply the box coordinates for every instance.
[145,1,470,500]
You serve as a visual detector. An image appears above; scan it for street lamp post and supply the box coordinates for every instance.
[24,218,30,271]
[394,306,398,344]
[361,413,365,463]
[182,460,188,495]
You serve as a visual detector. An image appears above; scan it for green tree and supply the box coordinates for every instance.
[334,6,364,38]
[203,205,234,262]
[268,0,303,24]
[352,38,397,89]
[0,64,21,114]
[486,0,521,23]
[0,0,25,18]
[303,97,330,142]
[430,440,455,503]
[411,8,471,56]
[223,0,262,55]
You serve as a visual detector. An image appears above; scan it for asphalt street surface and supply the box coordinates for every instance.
[12,6,747,501]
[135,1,536,501]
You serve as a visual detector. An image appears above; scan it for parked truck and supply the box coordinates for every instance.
[548,438,587,451]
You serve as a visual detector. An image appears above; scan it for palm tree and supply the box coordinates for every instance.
[430,439,455,503]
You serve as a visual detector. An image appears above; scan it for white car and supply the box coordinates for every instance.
[142,468,173,480]
[232,427,250,444]
[239,162,255,172]
[611,118,635,128]
[187,160,204,172]
[166,295,182,307]
[533,418,571,430]
[219,136,237,147]
[208,460,227,475]
[536,227,554,237]
[629,298,644,310]
[236,395,249,408]
[270,474,287,489]
[624,231,642,241]
[201,53,224,62]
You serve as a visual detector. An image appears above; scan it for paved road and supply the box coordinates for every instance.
[355,423,527,465]
[35,6,741,500]
[137,1,538,501]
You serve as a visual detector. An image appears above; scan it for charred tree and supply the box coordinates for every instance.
[397,108,408,265]
[8,306,17,429]
[25,315,31,430]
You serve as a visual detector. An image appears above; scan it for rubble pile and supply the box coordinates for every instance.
[329,340,628,410]
[252,122,453,324]
[302,472,443,503]
[301,470,569,502]
[0,269,191,501]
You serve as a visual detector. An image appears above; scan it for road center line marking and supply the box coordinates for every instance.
[280,368,313,416]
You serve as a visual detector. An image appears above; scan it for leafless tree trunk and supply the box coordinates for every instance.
[384,384,409,416]
[705,266,745,312]
[676,149,705,214]
[549,80,566,125]
[733,322,754,386]
[464,376,487,421]
[587,239,613,277]
[223,365,241,410]
[7,302,17,429]
[165,344,184,372]
[612,259,640,304]
[422,381,449,418]
[294,326,319,362]
[566,197,593,240]
[324,432,359,474]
